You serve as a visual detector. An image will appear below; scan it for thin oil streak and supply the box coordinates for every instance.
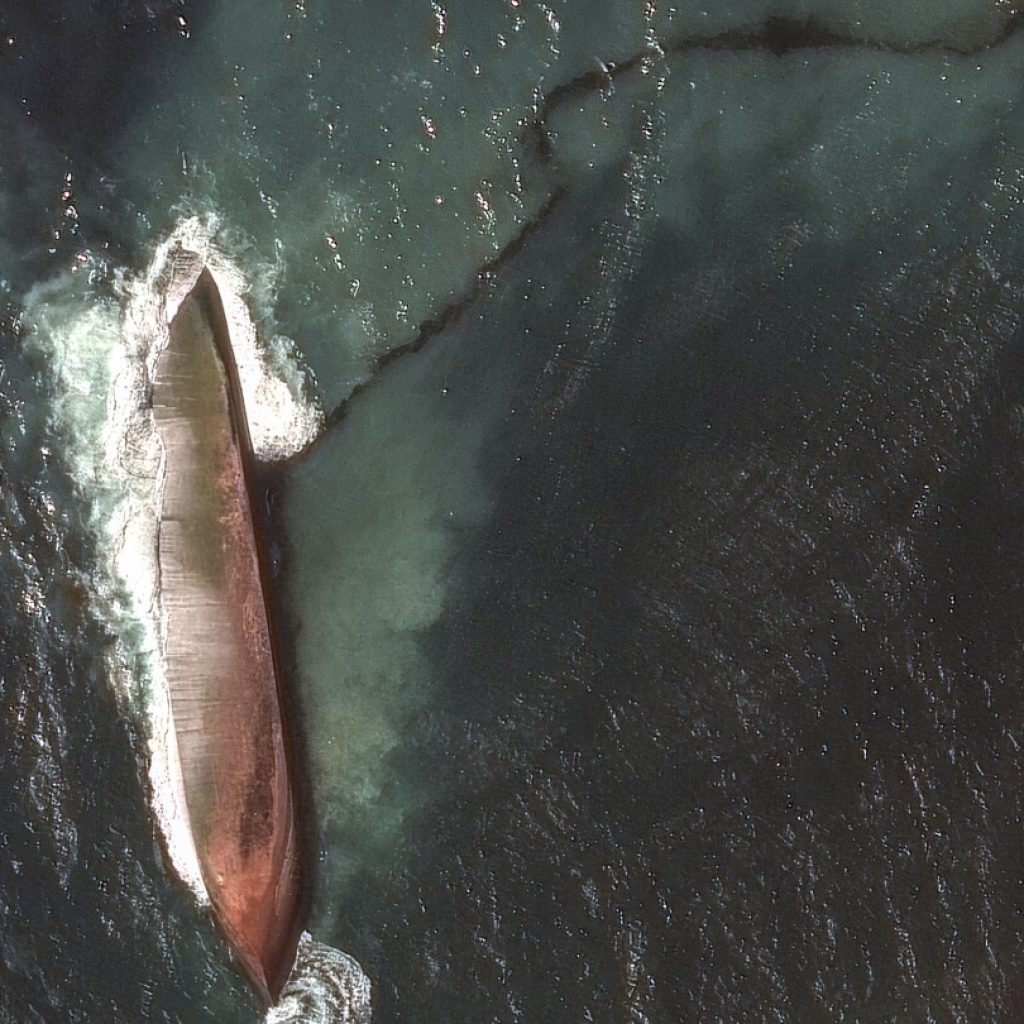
[288,9,1024,466]
[283,186,567,466]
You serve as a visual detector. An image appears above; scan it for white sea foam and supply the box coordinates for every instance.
[124,215,324,461]
[24,220,366,1021]
[265,933,372,1024]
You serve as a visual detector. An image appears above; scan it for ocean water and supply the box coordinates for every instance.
[6,1,1024,1021]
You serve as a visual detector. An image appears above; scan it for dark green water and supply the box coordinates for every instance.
[6,1,1024,1021]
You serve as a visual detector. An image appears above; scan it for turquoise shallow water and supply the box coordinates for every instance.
[7,1,1024,1021]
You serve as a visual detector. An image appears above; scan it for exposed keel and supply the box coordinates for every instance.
[153,269,302,1001]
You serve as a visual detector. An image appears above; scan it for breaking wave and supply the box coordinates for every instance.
[265,933,372,1024]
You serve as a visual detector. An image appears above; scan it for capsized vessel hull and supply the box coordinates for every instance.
[152,268,302,1001]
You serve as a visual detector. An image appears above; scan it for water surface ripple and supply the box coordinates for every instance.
[5,2,1024,1022]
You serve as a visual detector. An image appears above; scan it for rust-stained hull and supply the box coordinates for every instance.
[153,269,302,1002]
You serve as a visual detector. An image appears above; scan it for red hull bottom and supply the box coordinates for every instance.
[153,270,302,1001]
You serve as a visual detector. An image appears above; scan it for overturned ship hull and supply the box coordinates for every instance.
[152,269,302,1001]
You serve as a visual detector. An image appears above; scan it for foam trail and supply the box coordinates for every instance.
[265,933,372,1024]
[124,215,323,461]
[24,219,369,1019]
